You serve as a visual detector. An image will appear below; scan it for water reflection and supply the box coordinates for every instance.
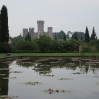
[0,57,99,99]
[0,62,9,95]
[16,57,99,74]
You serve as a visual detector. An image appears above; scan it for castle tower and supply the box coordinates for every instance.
[29,28,34,40]
[37,20,44,38]
[48,27,52,38]
[23,28,28,38]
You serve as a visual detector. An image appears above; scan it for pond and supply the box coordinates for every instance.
[0,56,99,99]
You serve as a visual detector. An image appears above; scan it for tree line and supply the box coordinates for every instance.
[0,5,98,53]
[10,34,99,53]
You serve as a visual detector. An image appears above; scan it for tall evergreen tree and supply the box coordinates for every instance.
[0,13,1,42]
[0,5,9,43]
[90,27,96,40]
[25,32,31,41]
[81,36,83,41]
[55,33,57,40]
[63,33,66,40]
[85,26,90,42]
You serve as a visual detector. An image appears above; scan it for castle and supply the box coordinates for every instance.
[23,20,59,40]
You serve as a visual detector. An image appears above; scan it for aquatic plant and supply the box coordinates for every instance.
[42,88,71,94]
[21,82,42,85]
[59,78,73,80]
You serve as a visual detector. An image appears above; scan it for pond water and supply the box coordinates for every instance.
[0,57,99,99]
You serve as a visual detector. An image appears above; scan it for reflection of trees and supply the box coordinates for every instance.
[0,62,9,95]
[80,66,89,74]
[16,57,35,68]
[15,57,99,74]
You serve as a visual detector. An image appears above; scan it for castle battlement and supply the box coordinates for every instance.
[23,20,59,40]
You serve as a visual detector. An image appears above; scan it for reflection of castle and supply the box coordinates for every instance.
[23,20,59,40]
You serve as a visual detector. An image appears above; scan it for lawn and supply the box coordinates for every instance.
[0,53,99,58]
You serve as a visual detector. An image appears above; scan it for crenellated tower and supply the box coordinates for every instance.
[29,28,34,40]
[23,28,28,38]
[37,20,44,38]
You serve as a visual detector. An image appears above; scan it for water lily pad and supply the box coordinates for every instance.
[42,88,71,94]
[0,68,12,70]
[9,71,22,73]
[43,74,55,77]
[21,82,42,85]
[59,78,73,80]
[0,95,18,99]
[72,72,81,74]
[2,77,17,79]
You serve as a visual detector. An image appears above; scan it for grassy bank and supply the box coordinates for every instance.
[0,53,99,58]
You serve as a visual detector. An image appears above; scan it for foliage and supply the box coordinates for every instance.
[73,32,85,41]
[0,5,9,43]
[90,27,96,40]
[58,30,66,40]
[85,26,90,42]
[16,40,39,53]
[0,42,12,53]
[37,35,52,52]
[63,33,66,40]
[72,32,78,41]
[55,33,57,40]
[11,35,25,46]
[81,43,90,53]
[0,5,11,53]
[6,31,99,53]
[25,32,31,41]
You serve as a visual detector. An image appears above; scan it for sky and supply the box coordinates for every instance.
[0,0,99,38]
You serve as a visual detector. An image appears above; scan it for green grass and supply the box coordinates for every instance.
[0,53,99,58]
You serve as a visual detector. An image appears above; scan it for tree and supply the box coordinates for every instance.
[58,30,66,40]
[72,32,78,41]
[55,33,57,40]
[0,14,1,42]
[63,33,66,40]
[0,5,9,43]
[25,32,31,41]
[81,36,83,41]
[85,26,90,42]
[16,40,39,52]
[90,27,96,40]
[37,35,52,52]
[11,35,25,46]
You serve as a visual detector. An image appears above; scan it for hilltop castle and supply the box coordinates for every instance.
[23,20,59,40]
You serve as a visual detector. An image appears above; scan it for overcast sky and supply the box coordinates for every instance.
[0,0,99,38]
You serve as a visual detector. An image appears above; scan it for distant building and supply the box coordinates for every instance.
[23,20,59,40]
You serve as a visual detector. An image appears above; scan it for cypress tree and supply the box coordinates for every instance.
[0,13,1,42]
[90,27,96,40]
[85,26,90,42]
[63,33,66,40]
[55,33,57,40]
[0,5,9,43]
[81,36,83,41]
[25,32,31,41]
